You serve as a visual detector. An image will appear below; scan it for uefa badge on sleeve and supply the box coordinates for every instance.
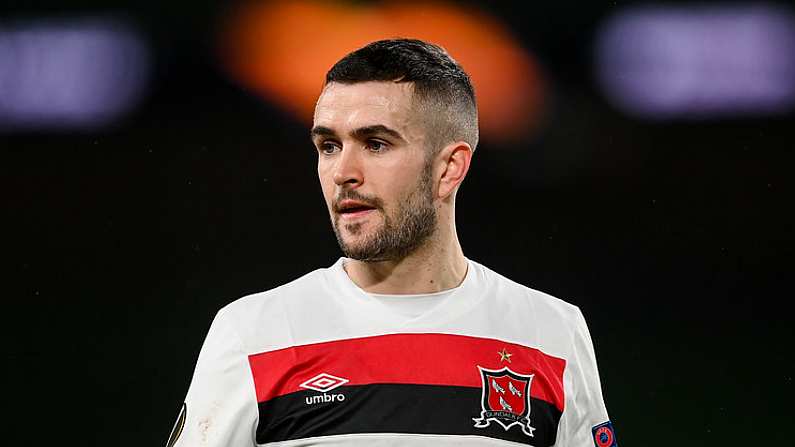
[166,403,186,447]
[592,420,618,447]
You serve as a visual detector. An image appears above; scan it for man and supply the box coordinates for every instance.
[168,39,616,447]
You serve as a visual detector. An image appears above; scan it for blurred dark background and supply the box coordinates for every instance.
[3,1,793,445]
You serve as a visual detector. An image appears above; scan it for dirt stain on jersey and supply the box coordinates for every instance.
[198,401,221,444]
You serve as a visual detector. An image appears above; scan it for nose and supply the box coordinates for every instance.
[332,145,363,187]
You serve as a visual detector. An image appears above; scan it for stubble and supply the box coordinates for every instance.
[332,161,437,262]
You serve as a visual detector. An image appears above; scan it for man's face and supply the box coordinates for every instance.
[312,81,438,262]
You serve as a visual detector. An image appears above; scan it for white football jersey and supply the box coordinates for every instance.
[168,258,614,447]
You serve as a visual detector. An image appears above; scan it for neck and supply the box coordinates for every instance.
[343,225,468,295]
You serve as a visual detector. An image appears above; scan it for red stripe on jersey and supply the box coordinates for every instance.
[248,333,566,412]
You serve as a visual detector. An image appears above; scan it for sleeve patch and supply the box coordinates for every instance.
[592,420,617,447]
[166,402,186,447]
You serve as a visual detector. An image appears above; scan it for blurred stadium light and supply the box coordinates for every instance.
[595,3,795,119]
[0,18,151,132]
[218,0,545,145]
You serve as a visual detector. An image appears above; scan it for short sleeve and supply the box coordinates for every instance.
[169,307,258,447]
[555,307,612,446]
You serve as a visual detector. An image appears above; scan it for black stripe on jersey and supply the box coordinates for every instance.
[256,384,561,446]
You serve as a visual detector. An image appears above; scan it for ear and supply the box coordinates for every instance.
[436,141,473,200]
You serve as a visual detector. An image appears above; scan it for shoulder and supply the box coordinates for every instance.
[476,260,581,314]
[209,265,334,352]
[222,266,329,316]
[471,260,586,339]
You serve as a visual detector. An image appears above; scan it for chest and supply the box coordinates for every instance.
[248,332,566,446]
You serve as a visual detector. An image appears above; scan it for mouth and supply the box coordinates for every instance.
[339,208,375,219]
[336,200,378,219]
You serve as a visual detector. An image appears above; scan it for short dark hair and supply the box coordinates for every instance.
[325,38,478,153]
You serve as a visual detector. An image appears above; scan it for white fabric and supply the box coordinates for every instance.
[173,258,610,446]
[367,286,458,319]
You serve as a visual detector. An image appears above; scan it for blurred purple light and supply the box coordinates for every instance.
[0,18,150,131]
[595,4,795,119]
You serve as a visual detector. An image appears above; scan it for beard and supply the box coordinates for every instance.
[332,161,437,262]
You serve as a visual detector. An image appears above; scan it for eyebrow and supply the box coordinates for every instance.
[310,124,407,144]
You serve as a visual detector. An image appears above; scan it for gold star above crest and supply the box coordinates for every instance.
[498,348,513,363]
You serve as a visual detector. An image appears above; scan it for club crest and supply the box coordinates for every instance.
[473,366,535,437]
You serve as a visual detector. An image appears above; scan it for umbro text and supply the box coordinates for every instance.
[305,393,346,405]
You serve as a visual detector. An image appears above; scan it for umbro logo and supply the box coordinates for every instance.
[300,373,349,392]
[300,373,349,405]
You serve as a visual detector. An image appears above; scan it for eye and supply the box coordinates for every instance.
[318,141,340,155]
[366,139,388,152]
